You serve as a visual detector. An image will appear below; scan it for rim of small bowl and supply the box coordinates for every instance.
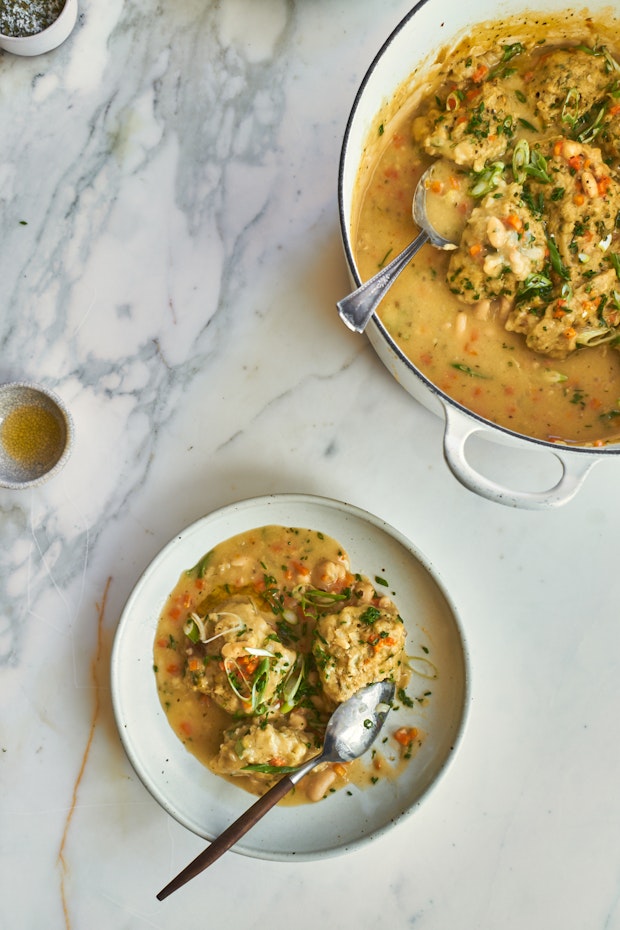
[0,0,77,56]
[0,381,74,489]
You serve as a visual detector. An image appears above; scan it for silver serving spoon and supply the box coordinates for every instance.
[337,164,458,333]
[156,679,395,900]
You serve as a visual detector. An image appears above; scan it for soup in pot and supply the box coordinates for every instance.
[352,11,620,444]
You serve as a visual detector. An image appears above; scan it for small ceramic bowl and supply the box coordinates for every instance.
[0,0,77,56]
[0,381,74,489]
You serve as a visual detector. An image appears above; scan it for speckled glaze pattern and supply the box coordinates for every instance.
[0,381,73,488]
[0,0,77,56]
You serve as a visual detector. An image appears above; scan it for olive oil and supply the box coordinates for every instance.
[1,403,64,470]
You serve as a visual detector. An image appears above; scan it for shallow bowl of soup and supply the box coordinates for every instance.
[338,0,620,508]
[111,494,469,861]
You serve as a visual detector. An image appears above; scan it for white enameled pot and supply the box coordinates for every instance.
[338,0,620,509]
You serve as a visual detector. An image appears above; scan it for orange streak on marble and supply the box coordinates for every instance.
[57,577,112,928]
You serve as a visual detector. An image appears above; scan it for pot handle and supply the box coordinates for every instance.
[442,404,598,509]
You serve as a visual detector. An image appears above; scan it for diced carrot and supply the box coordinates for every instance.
[269,756,287,768]
[156,637,168,649]
[430,180,443,194]
[568,154,584,171]
[166,663,180,675]
[449,174,460,190]
[573,193,585,206]
[564,327,577,339]
[472,63,488,83]
[188,657,200,672]
[608,103,620,117]
[179,721,192,737]
[469,242,483,257]
[506,214,523,233]
[333,763,348,779]
[394,727,419,746]
[288,559,310,578]
[168,607,181,620]
[598,176,611,196]
[553,139,564,157]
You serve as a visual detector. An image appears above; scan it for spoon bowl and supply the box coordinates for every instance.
[156,679,395,899]
[337,164,457,333]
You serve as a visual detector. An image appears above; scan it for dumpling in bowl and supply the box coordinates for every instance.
[312,604,406,702]
[211,720,320,778]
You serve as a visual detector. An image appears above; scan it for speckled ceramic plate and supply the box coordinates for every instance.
[111,494,469,861]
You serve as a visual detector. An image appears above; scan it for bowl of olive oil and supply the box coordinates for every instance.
[0,382,74,489]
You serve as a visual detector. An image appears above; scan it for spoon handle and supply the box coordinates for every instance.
[156,774,297,899]
[337,230,429,333]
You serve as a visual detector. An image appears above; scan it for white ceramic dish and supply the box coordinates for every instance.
[0,0,77,56]
[338,0,620,509]
[111,493,469,861]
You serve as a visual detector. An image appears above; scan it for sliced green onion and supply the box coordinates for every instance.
[224,657,253,703]
[183,616,201,643]
[469,161,505,198]
[608,253,620,278]
[446,90,460,112]
[409,656,439,679]
[547,236,570,279]
[451,362,490,378]
[575,326,614,346]
[515,272,553,303]
[186,550,214,578]
[242,763,302,774]
[280,655,305,714]
[543,370,569,383]
[561,88,581,128]
[577,104,607,143]
[512,139,530,183]
[250,658,271,713]
[525,149,551,183]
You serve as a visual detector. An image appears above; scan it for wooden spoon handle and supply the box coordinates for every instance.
[156,775,295,900]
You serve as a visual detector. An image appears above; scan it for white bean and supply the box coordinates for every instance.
[581,170,599,199]
[311,558,347,590]
[305,768,337,802]
[486,215,507,249]
[561,139,581,159]
[474,299,491,320]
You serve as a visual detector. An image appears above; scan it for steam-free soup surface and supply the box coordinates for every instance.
[353,12,620,444]
[154,525,426,803]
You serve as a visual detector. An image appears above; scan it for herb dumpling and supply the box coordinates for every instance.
[211,720,319,778]
[185,597,297,716]
[312,604,406,703]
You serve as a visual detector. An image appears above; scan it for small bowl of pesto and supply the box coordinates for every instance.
[0,0,77,57]
[0,381,74,489]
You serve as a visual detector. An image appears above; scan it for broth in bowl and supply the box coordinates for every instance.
[352,11,620,445]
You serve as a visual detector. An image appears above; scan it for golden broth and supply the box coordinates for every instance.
[352,12,620,445]
[153,525,422,803]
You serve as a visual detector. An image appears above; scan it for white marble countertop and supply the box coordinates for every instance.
[2,1,620,927]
